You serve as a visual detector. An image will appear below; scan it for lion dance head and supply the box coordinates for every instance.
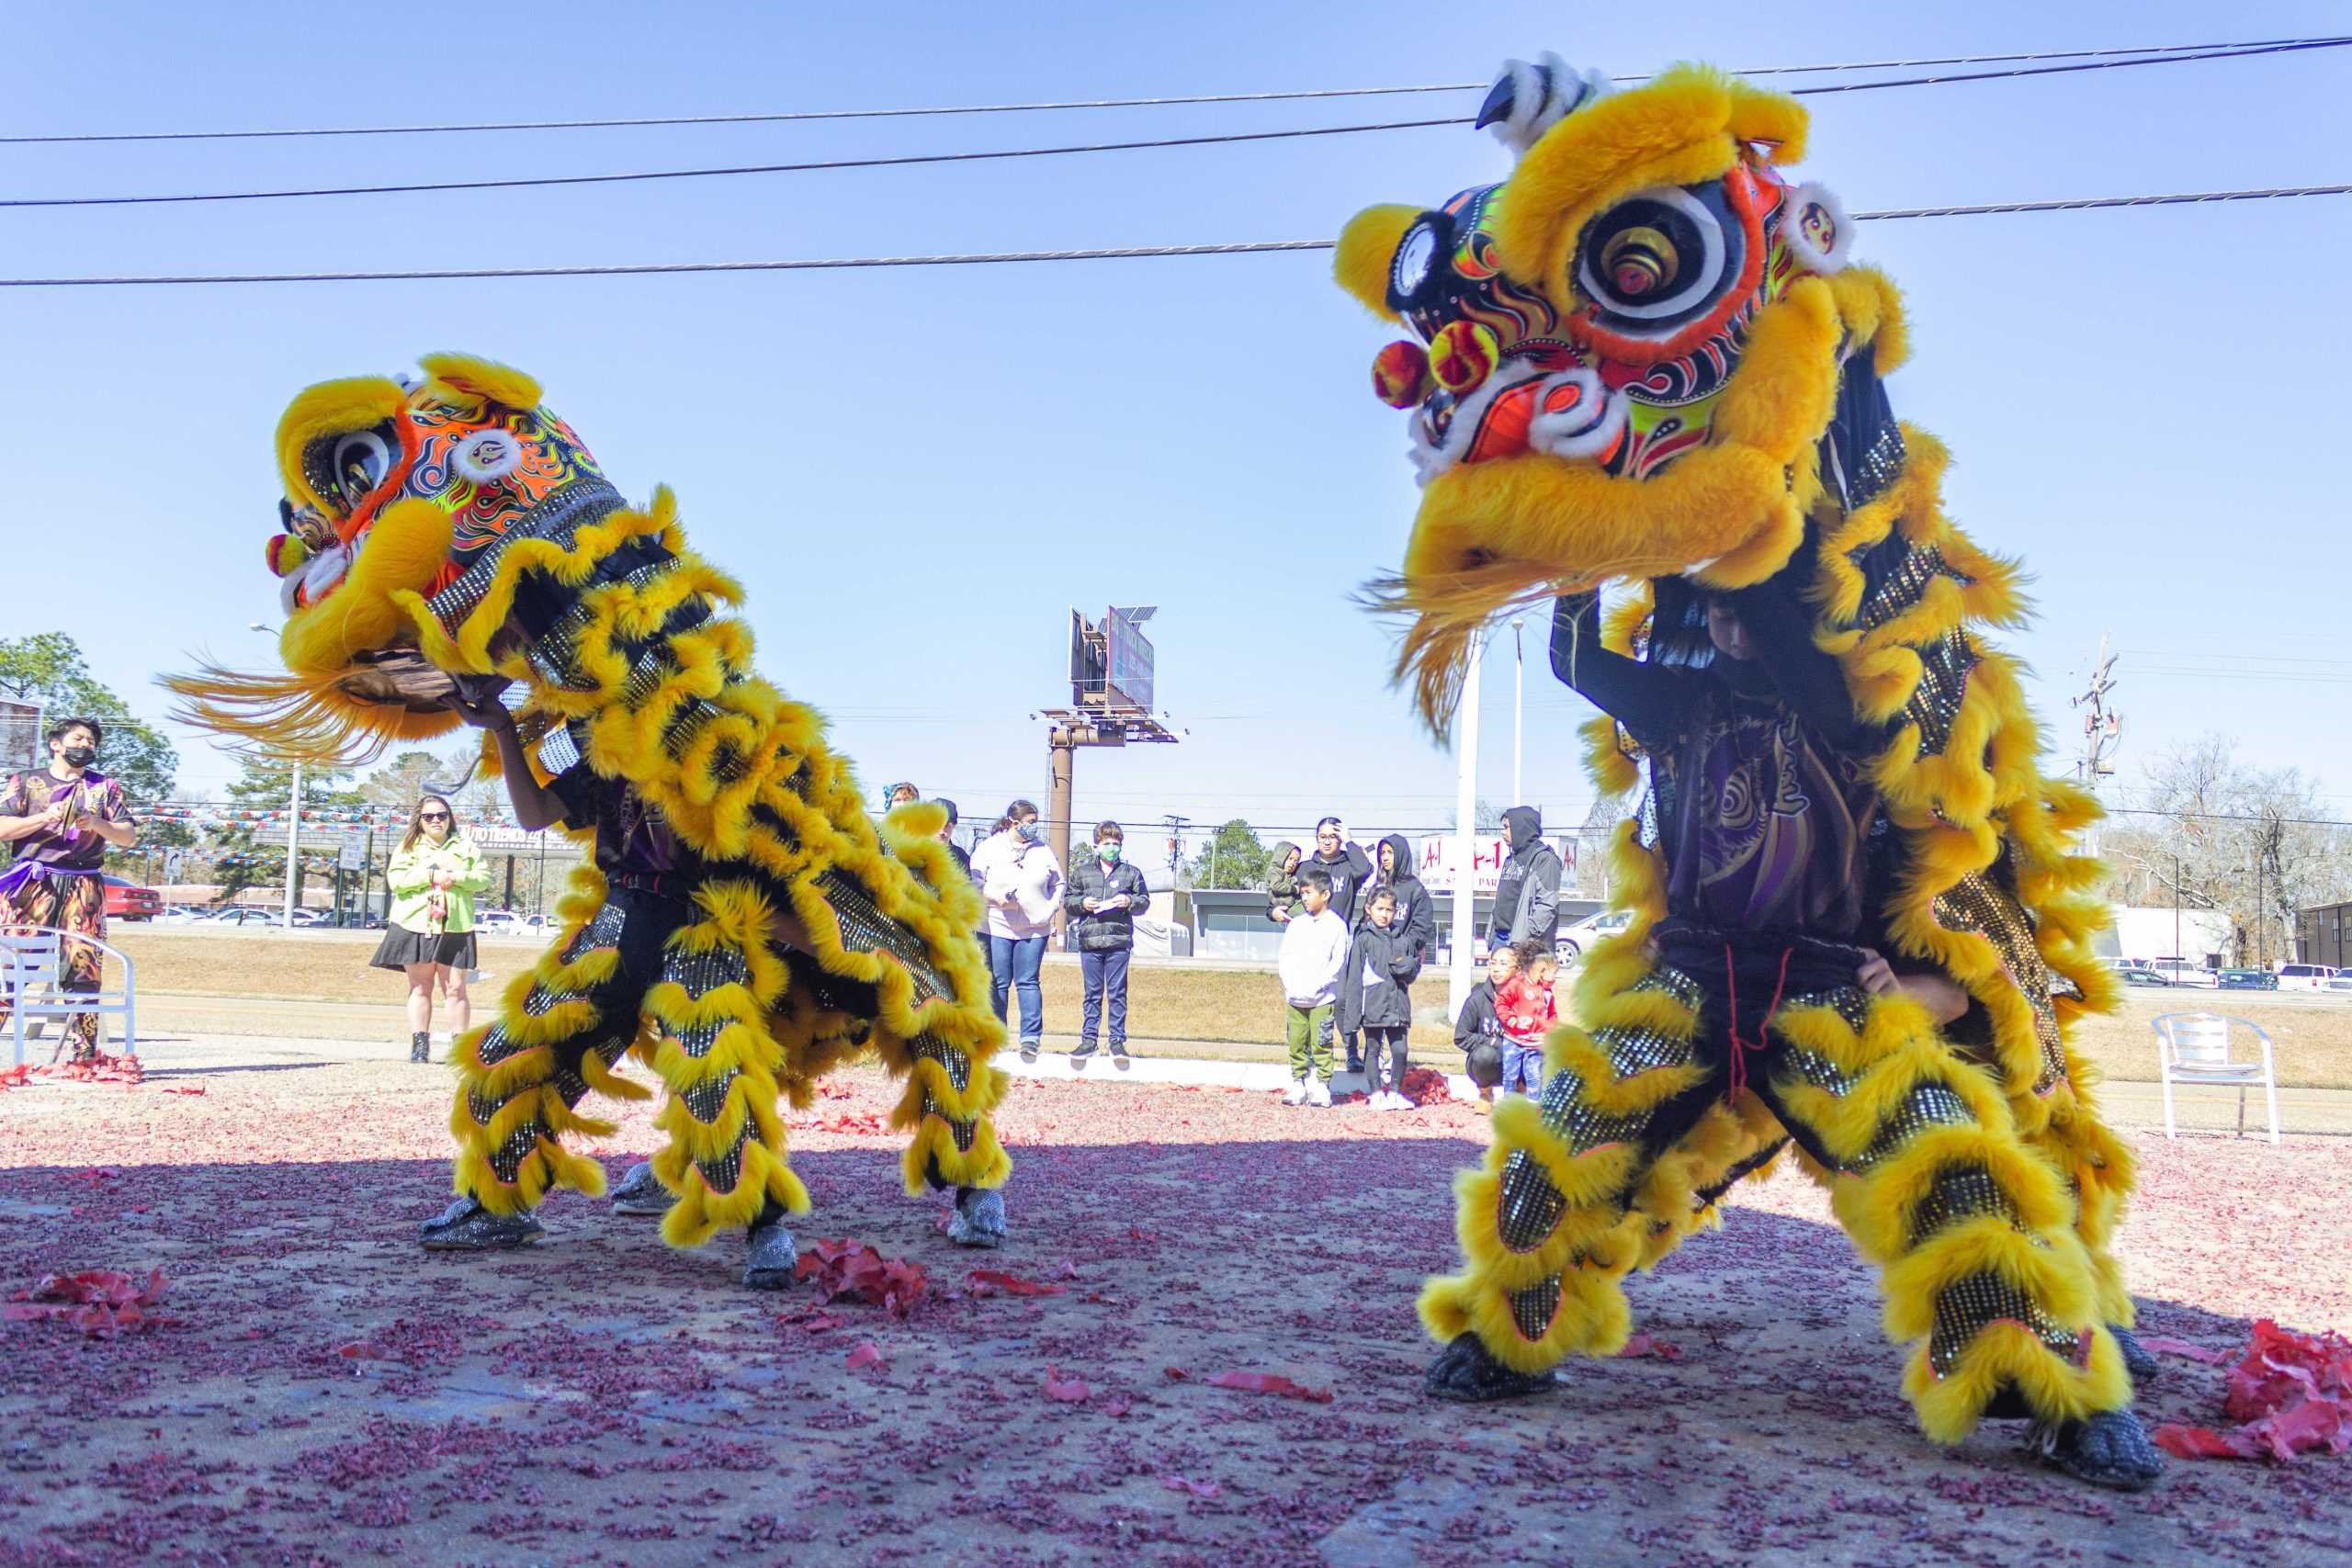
[1338,57,1906,729]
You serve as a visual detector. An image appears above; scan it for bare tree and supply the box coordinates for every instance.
[2102,734,2352,964]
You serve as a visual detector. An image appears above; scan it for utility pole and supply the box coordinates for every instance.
[1162,814,1192,892]
[2071,634,2120,857]
[1510,616,1525,807]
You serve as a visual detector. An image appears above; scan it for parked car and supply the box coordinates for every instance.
[2217,968,2279,991]
[203,907,285,927]
[1555,908,1634,964]
[2147,957,2218,988]
[475,909,530,934]
[154,904,209,924]
[2120,967,2175,988]
[100,876,161,921]
[2323,976,2352,998]
[2275,963,2339,991]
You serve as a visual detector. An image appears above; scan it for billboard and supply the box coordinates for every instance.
[0,698,40,773]
[1104,606,1156,714]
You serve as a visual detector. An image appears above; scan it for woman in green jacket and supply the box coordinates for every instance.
[370,795,490,1063]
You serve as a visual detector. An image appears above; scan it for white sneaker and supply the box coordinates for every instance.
[1306,1077,1333,1108]
[1282,1077,1308,1106]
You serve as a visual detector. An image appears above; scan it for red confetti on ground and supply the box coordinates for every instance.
[792,1237,928,1319]
[0,1050,142,1090]
[1043,1367,1091,1402]
[2155,1319,2352,1461]
[1162,1473,1221,1498]
[1400,1066,1452,1106]
[967,1269,1067,1298]
[788,1111,884,1135]
[2138,1334,2233,1365]
[1618,1334,1681,1360]
[4,1267,166,1338]
[844,1341,884,1371]
[1204,1370,1334,1403]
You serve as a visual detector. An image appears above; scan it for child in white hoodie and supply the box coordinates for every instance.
[1277,868,1350,1107]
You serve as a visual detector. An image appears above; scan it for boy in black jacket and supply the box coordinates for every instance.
[1062,819,1151,1061]
[1340,887,1422,1110]
[1452,942,1518,1113]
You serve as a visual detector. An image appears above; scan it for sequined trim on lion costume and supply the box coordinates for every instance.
[1335,59,2144,1468]
[169,354,1010,1253]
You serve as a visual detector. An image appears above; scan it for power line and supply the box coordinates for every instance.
[4,37,2335,146]
[9,39,2345,213]
[6,186,2342,288]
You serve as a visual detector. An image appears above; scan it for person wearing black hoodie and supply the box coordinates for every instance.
[1354,833,1436,960]
[1487,806,1562,957]
[1338,886,1422,1108]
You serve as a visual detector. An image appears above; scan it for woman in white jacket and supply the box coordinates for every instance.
[967,797,1062,1061]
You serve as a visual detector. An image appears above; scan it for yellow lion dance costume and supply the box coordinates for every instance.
[170,353,1011,1277]
[1337,58,2159,1487]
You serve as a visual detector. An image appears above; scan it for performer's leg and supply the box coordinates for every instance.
[1761,991,2158,1488]
[640,880,807,1268]
[1422,968,1719,1399]
[429,892,650,1247]
[56,874,107,1061]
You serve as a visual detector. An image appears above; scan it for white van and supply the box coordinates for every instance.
[2276,963,2339,991]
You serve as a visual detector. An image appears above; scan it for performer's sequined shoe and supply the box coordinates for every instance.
[2027,1409,2164,1492]
[1427,1332,1556,1403]
[946,1186,1007,1248]
[743,1214,797,1290]
[609,1161,673,1216]
[2111,1325,2160,1382]
[418,1195,545,1250]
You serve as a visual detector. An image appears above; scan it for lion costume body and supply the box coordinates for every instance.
[1336,59,2144,1457]
[171,355,1010,1253]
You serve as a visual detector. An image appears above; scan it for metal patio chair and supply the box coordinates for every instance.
[2,926,138,1067]
[2152,1011,2278,1145]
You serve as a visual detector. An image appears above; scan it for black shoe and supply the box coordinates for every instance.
[410,1032,431,1064]
[946,1186,1007,1248]
[418,1195,545,1250]
[609,1161,672,1216]
[1426,1332,1556,1403]
[1019,1042,1038,1065]
[1110,1040,1130,1064]
[743,1216,797,1290]
[2027,1408,2164,1492]
[1070,1040,1098,1060]
[2111,1325,2160,1383]
[1345,1053,1364,1075]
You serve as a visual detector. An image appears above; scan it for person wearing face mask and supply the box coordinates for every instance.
[371,795,491,1064]
[1061,820,1150,1063]
[969,798,1062,1062]
[0,718,138,1065]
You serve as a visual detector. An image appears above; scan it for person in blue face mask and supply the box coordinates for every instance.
[1063,820,1151,1063]
[970,799,1063,1060]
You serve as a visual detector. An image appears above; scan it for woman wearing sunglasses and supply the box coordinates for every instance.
[371,795,490,1063]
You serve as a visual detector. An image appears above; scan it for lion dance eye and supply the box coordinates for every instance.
[1575,187,1731,322]
[1600,227,1679,299]
[329,429,392,507]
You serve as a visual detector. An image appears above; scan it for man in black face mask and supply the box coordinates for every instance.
[0,718,139,1064]
[1487,806,1562,960]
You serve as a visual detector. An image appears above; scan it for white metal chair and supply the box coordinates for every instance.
[1,927,137,1067]
[2153,1011,2278,1145]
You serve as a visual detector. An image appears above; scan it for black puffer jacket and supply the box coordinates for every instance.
[1338,919,1422,1035]
[1062,853,1151,952]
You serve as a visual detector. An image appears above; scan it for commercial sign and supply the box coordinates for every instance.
[1414,833,1582,896]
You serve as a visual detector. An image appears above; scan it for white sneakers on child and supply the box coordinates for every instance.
[1283,1077,1309,1106]
[1306,1077,1333,1108]
[1365,1089,1412,1111]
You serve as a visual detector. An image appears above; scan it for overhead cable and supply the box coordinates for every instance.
[3,186,2342,288]
[2,36,2336,145]
[6,39,2345,211]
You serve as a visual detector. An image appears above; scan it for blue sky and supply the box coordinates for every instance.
[4,0,2348,857]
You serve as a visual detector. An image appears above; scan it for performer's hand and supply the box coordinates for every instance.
[448,679,515,730]
[1854,949,1901,997]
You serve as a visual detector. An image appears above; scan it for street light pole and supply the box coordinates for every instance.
[1447,635,1485,1026]
[254,621,302,926]
[1510,616,1524,807]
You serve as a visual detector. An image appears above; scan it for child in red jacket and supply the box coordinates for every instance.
[1491,937,1557,1098]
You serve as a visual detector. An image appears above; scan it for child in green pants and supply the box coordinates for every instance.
[1276,867,1348,1107]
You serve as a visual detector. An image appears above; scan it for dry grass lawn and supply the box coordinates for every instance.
[107,931,2352,1089]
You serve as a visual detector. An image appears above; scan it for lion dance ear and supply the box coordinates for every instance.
[415,351,541,411]
[1334,204,1421,321]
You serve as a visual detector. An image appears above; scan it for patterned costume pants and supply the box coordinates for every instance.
[0,868,107,1060]
[449,877,1002,1249]
[1420,961,2132,1441]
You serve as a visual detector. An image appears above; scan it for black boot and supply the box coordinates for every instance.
[2026,1408,2165,1492]
[410,1032,431,1064]
[743,1200,797,1290]
[1427,1332,1556,1403]
[2111,1325,2160,1382]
